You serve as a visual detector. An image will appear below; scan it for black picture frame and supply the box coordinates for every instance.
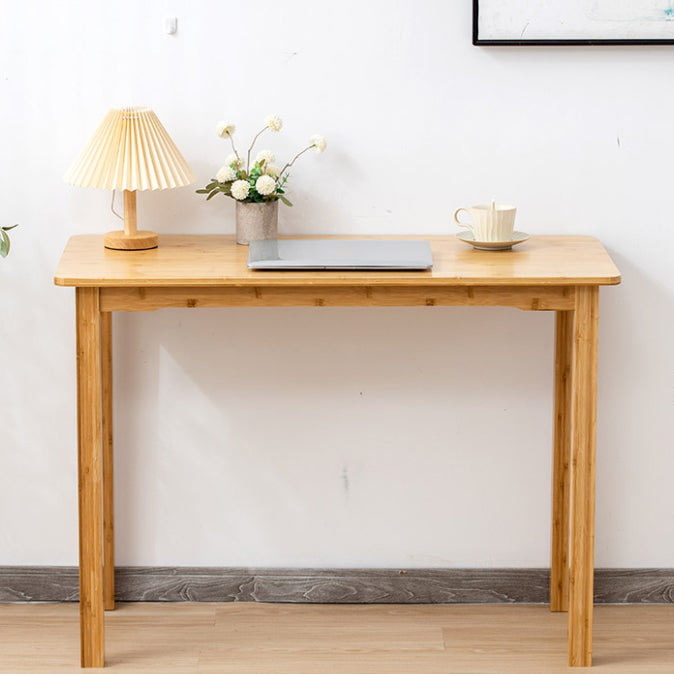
[473,0,674,46]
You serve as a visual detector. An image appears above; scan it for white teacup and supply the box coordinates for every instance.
[454,204,517,242]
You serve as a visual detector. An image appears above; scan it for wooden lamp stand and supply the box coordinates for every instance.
[104,190,159,251]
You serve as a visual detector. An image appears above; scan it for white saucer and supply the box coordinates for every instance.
[456,231,530,251]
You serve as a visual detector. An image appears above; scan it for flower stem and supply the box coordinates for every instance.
[279,145,313,177]
[247,126,268,171]
[229,135,242,166]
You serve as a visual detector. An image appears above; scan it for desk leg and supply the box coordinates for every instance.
[76,288,105,668]
[568,287,599,667]
[551,311,573,612]
[101,312,115,611]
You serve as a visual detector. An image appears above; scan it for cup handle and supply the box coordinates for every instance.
[453,207,473,233]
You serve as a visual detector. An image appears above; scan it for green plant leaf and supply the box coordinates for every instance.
[279,196,293,207]
[205,191,220,200]
[2,225,18,232]
[0,230,9,257]
[195,189,210,194]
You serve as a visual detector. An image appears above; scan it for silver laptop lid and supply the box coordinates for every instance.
[248,239,433,270]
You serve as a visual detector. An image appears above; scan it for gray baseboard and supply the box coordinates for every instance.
[1,567,672,604]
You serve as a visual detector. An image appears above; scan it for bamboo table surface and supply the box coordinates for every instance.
[55,234,620,287]
[55,234,620,668]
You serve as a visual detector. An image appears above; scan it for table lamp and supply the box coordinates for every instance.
[64,106,196,250]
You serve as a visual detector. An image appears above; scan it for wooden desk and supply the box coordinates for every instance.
[54,234,620,668]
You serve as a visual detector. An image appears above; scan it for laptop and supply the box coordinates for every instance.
[247,239,433,270]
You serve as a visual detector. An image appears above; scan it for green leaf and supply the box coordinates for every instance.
[195,189,211,194]
[205,191,220,200]
[0,230,9,257]
[2,225,18,232]
[279,196,293,207]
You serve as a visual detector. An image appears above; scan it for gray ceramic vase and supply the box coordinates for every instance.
[235,200,279,245]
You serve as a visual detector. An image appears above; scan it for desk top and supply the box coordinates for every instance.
[54,235,621,288]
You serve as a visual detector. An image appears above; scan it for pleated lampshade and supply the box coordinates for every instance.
[65,107,196,250]
[65,107,195,191]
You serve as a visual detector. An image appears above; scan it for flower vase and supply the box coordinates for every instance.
[235,200,278,245]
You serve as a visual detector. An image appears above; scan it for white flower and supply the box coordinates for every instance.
[265,114,283,132]
[226,153,242,169]
[231,179,251,200]
[255,174,277,196]
[265,163,281,177]
[255,150,276,165]
[216,120,235,137]
[216,166,236,183]
[311,135,327,153]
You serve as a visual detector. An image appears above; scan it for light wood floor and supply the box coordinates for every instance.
[1,603,673,673]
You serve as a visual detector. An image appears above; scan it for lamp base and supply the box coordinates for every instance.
[104,230,158,251]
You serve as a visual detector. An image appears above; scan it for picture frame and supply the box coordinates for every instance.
[473,0,674,45]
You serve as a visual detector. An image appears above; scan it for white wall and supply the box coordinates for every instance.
[1,1,672,568]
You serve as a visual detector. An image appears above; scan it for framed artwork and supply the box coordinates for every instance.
[473,0,674,45]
